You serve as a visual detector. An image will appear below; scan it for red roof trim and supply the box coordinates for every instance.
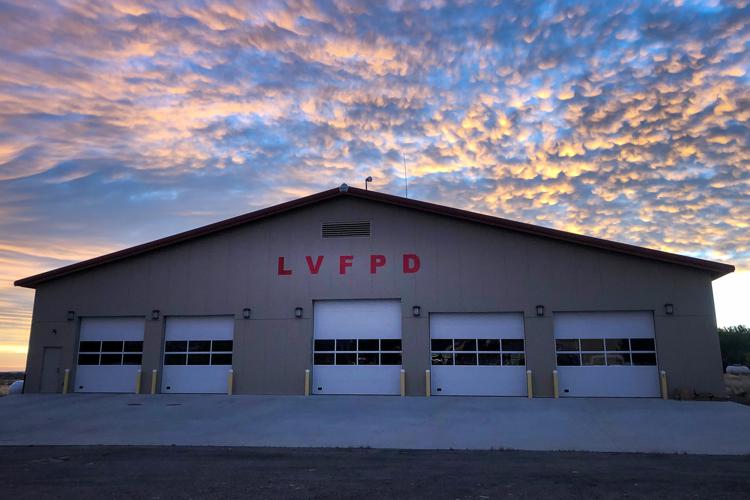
[14,186,734,288]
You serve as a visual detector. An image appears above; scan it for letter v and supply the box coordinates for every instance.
[306,255,324,274]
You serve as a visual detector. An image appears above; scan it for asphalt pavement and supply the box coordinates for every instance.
[1,446,749,499]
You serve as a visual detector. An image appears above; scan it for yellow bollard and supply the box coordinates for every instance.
[552,370,559,399]
[304,369,310,396]
[150,369,157,395]
[62,368,70,394]
[526,369,533,399]
[400,369,406,397]
[227,369,234,396]
[135,369,142,394]
[660,370,668,400]
[425,369,431,397]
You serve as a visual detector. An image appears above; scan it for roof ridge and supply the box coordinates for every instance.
[14,186,734,288]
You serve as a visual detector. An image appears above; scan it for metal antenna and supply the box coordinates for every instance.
[402,153,408,198]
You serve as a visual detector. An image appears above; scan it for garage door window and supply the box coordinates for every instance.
[313,339,402,366]
[555,338,656,366]
[431,338,525,366]
[164,340,233,365]
[77,340,143,365]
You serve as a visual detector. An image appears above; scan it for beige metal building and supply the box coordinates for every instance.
[16,185,734,398]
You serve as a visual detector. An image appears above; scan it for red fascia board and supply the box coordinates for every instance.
[342,187,734,277]
[13,188,343,288]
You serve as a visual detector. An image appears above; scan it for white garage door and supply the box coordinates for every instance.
[161,316,234,394]
[75,317,145,393]
[430,313,527,396]
[554,311,660,397]
[313,300,402,395]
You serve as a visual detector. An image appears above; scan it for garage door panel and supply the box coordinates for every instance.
[161,365,231,394]
[313,366,402,395]
[80,317,144,341]
[554,311,659,398]
[554,311,655,339]
[430,313,524,339]
[313,300,402,395]
[75,317,145,393]
[162,316,234,394]
[313,300,401,339]
[431,366,527,396]
[165,316,235,340]
[430,312,527,397]
[75,366,140,393]
[557,366,660,397]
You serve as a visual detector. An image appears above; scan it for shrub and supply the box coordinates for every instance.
[718,325,750,368]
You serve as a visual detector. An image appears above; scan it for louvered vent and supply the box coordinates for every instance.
[322,220,371,238]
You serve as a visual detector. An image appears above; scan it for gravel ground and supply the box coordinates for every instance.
[0,446,748,499]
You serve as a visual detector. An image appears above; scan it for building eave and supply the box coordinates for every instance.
[14,186,735,288]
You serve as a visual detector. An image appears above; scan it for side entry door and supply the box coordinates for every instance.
[40,347,62,393]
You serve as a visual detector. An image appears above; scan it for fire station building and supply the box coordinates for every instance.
[16,185,733,398]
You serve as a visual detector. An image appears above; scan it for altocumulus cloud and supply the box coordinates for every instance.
[0,0,749,367]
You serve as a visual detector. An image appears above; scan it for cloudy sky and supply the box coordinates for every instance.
[1,0,749,370]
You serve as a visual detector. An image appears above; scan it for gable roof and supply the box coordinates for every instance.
[15,185,734,288]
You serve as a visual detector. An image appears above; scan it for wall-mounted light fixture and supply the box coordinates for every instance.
[51,329,57,336]
[535,305,545,317]
[665,303,674,315]
[242,308,251,320]
[295,307,303,319]
[412,305,421,317]
[151,309,160,321]
[67,310,75,321]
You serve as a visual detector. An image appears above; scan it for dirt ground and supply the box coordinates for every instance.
[0,446,748,499]
[0,372,24,396]
[724,373,750,405]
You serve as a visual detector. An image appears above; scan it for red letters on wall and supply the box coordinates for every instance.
[370,254,386,274]
[306,255,324,274]
[403,254,420,273]
[339,255,354,275]
[276,254,421,276]
[277,256,292,275]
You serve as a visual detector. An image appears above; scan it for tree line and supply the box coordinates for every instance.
[718,325,750,368]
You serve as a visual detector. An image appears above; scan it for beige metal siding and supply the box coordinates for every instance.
[23,196,724,397]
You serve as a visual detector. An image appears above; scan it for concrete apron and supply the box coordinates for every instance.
[1,394,749,455]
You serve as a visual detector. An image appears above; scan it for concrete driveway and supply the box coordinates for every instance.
[1,394,748,455]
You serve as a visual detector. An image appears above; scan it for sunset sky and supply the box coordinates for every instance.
[1,0,749,370]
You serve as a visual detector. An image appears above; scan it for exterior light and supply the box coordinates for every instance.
[295,307,303,319]
[151,309,160,321]
[365,176,373,190]
[535,305,545,317]
[242,308,251,319]
[665,303,674,315]
[51,329,57,336]
[412,305,421,317]
[67,310,75,321]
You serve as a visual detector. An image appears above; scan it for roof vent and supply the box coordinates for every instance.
[339,183,349,192]
[322,220,371,238]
